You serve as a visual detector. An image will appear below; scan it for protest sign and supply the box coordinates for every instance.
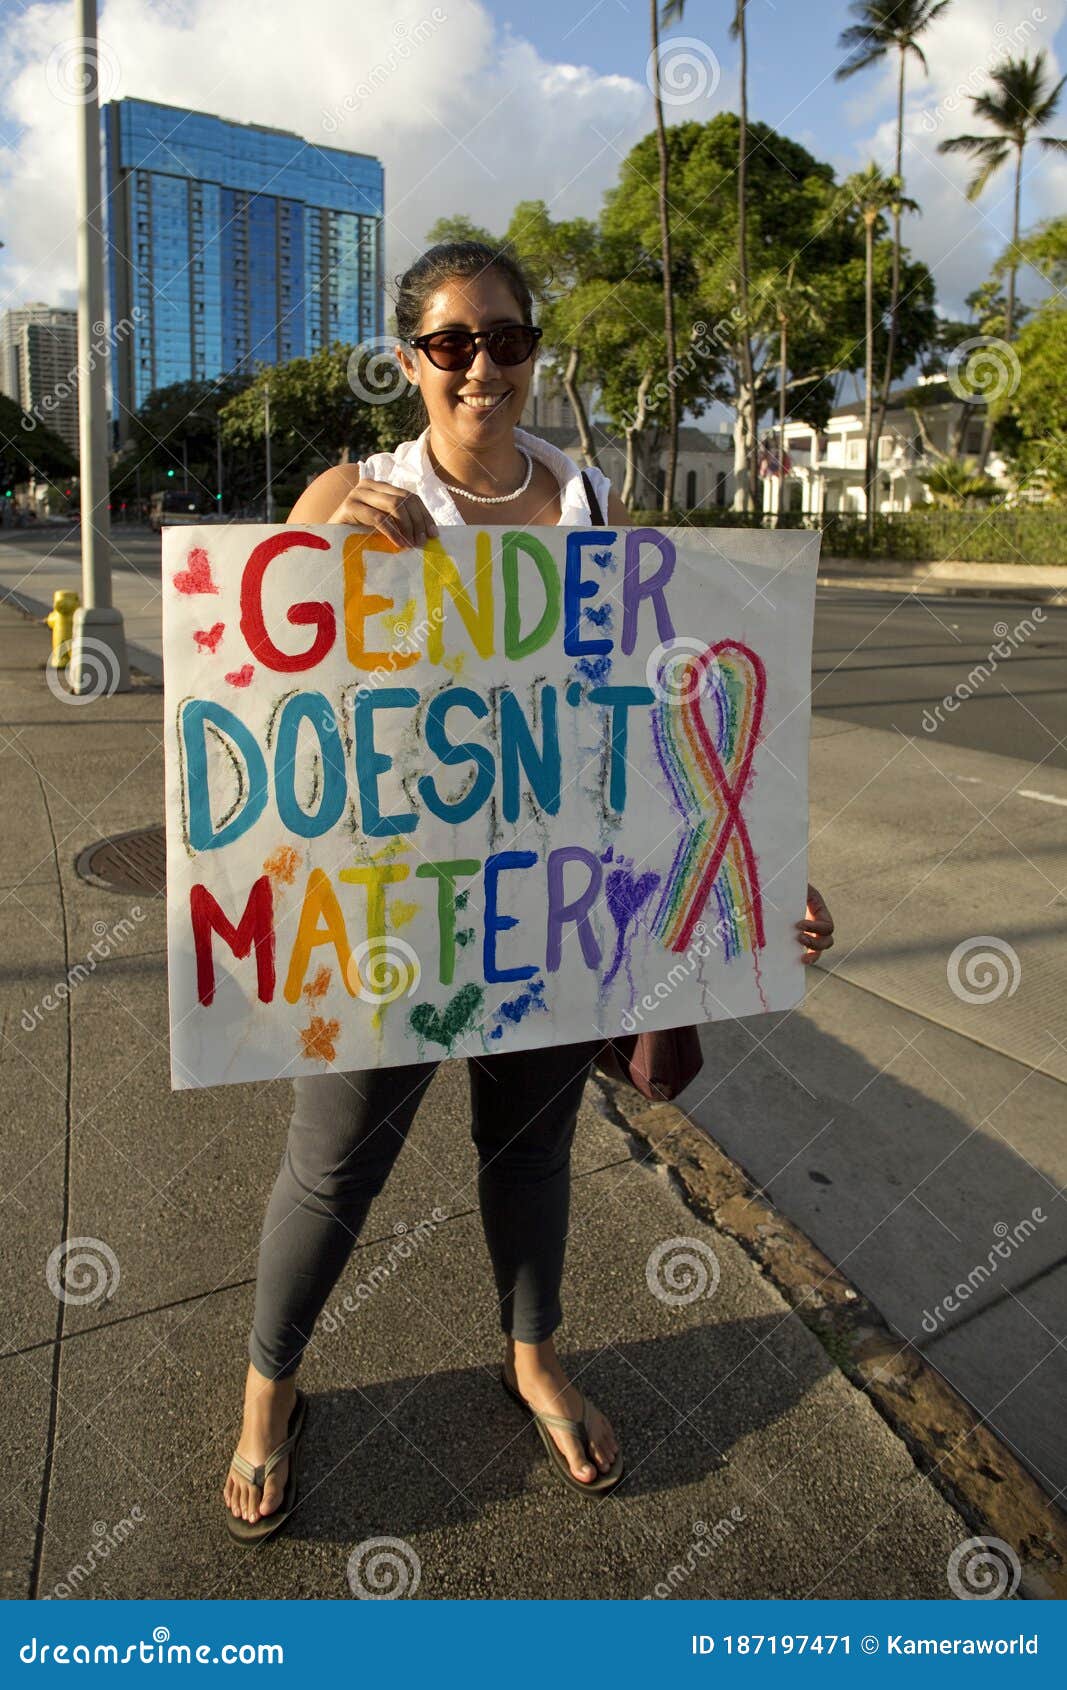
[162,522,819,1089]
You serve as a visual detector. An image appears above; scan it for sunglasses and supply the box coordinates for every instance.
[408,323,543,371]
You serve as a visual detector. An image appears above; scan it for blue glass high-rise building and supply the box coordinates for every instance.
[102,97,384,443]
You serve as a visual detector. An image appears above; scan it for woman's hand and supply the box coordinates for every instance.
[326,476,439,550]
[796,883,835,966]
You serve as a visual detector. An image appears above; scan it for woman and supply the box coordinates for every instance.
[223,241,835,1540]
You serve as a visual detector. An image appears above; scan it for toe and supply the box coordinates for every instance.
[561,1431,596,1482]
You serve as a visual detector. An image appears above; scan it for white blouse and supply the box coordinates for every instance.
[354,423,613,527]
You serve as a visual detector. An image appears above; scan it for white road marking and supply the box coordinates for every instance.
[1018,789,1067,808]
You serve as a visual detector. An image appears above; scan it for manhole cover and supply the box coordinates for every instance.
[75,825,167,896]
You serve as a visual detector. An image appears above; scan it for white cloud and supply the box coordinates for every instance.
[0,0,650,315]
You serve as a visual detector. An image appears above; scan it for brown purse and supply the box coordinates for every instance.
[597,1025,705,1103]
[579,470,706,1104]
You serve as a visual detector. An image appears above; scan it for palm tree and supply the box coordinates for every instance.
[940,51,1067,465]
[836,3,950,482]
[758,264,824,526]
[662,1,757,513]
[650,1,681,514]
[918,458,997,508]
[836,165,918,540]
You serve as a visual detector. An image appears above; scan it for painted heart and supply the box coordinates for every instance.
[224,664,254,687]
[173,546,218,595]
[193,621,225,653]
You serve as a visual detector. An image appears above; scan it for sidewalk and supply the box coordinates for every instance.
[0,597,1006,1601]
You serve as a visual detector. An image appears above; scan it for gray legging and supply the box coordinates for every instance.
[249,1039,606,1379]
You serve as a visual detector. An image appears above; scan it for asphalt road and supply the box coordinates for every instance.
[813,588,1067,771]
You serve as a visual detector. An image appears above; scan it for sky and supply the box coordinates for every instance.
[1,0,1065,340]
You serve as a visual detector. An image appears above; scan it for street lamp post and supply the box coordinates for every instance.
[264,377,273,523]
[69,0,129,694]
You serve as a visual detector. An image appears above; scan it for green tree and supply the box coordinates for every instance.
[836,2,949,477]
[993,212,1067,290]
[939,51,1067,465]
[113,374,252,509]
[0,394,76,505]
[219,344,388,507]
[993,290,1067,500]
[424,214,500,249]
[503,199,607,469]
[603,117,935,514]
[918,457,998,507]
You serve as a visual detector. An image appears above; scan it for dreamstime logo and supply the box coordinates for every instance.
[46,1237,120,1307]
[643,1508,746,1598]
[45,637,122,704]
[45,1508,146,1599]
[619,320,721,432]
[947,1536,1021,1600]
[348,604,446,697]
[346,1536,422,1598]
[22,311,142,433]
[921,609,1045,734]
[646,1236,721,1305]
[620,919,717,1033]
[22,908,147,1031]
[947,936,1021,1005]
[918,9,1046,134]
[347,336,412,406]
[947,336,1021,405]
[346,936,421,1003]
[645,637,719,705]
[920,1208,1046,1335]
[646,37,721,106]
[321,9,448,132]
[45,36,121,105]
[319,1211,448,1334]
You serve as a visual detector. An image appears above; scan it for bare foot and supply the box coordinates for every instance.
[222,1363,298,1524]
[504,1335,620,1484]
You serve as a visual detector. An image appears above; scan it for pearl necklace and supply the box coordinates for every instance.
[435,447,534,505]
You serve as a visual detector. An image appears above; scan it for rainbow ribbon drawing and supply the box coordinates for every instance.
[650,640,767,961]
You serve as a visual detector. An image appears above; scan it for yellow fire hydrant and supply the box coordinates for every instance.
[45,590,80,670]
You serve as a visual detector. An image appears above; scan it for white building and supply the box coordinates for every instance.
[763,378,1003,518]
[527,417,735,512]
[0,303,79,454]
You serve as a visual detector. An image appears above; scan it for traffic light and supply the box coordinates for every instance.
[167,468,175,478]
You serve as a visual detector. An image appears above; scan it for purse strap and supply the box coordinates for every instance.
[580,469,604,526]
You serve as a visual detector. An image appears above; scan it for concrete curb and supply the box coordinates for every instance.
[591,1069,1067,1600]
[820,559,1067,606]
[819,573,1066,606]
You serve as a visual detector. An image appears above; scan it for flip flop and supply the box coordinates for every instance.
[226,1388,308,1544]
[500,1367,624,1496]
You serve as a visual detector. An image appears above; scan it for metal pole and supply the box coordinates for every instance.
[70,0,129,694]
[182,437,188,485]
[264,377,273,523]
[216,418,223,513]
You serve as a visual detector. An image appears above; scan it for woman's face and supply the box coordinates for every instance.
[396,270,537,444]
